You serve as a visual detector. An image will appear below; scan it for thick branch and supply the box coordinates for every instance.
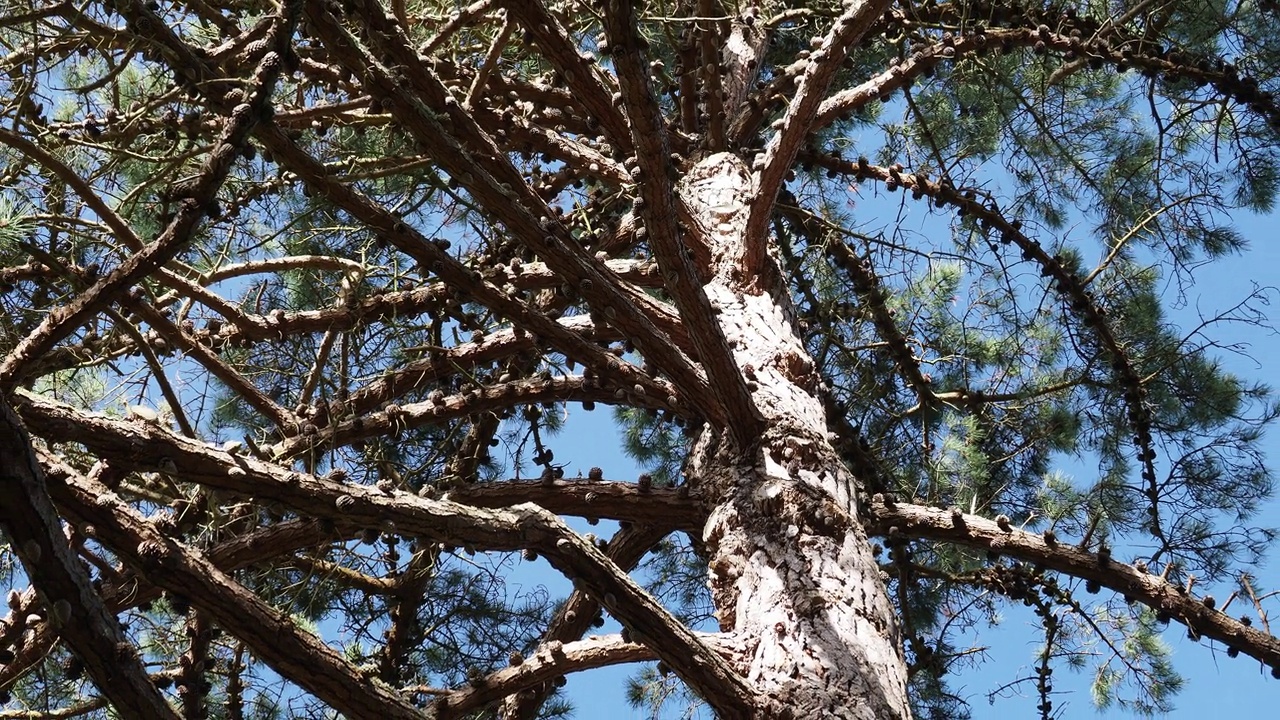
[499,0,632,154]
[529,512,757,716]
[17,390,755,715]
[50,469,429,720]
[498,524,671,720]
[2,509,350,688]
[603,0,766,451]
[449,478,703,532]
[0,399,179,720]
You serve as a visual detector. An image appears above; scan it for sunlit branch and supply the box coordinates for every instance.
[603,0,765,449]
[743,0,895,277]
[130,301,295,430]
[0,511,348,688]
[500,0,634,155]
[464,10,515,110]
[448,477,701,531]
[866,497,1280,673]
[498,523,670,720]
[420,0,494,57]
[806,153,1165,555]
[51,467,431,720]
[275,375,673,460]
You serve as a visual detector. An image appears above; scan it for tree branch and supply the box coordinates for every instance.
[49,468,430,720]
[741,0,895,279]
[603,0,766,451]
[867,497,1280,673]
[0,398,179,720]
[500,0,633,155]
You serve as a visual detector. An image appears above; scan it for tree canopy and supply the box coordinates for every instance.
[1,0,1280,718]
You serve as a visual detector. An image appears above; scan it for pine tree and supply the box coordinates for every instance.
[2,0,1279,717]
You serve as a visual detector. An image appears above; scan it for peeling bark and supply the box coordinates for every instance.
[683,154,911,719]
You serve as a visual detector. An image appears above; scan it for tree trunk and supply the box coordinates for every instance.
[682,154,912,719]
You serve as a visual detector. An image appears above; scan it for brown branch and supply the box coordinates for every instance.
[0,0,69,28]
[274,375,674,460]
[420,0,494,58]
[13,391,642,555]
[254,115,689,423]
[813,18,1280,135]
[741,0,895,278]
[0,695,109,719]
[808,152,1165,549]
[102,307,197,438]
[718,6,769,146]
[130,301,294,429]
[178,612,211,720]
[0,128,249,336]
[0,398,180,720]
[499,0,633,155]
[343,315,616,418]
[448,635,656,719]
[98,0,688,437]
[867,497,1280,673]
[675,16,699,137]
[465,11,515,110]
[168,261,653,354]
[449,478,703,532]
[696,0,727,151]
[49,467,430,720]
[526,509,757,716]
[1,510,348,688]
[18,389,754,714]
[602,0,765,451]
[820,231,935,406]
[499,523,671,720]
[198,255,365,286]
[289,552,398,595]
[445,412,501,487]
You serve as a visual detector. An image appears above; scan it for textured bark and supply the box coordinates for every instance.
[682,154,911,719]
[0,399,180,720]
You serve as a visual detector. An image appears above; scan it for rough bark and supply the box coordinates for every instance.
[0,399,180,720]
[682,153,911,719]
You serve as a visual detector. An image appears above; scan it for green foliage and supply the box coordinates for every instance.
[1089,608,1183,715]
[625,664,704,720]
[615,406,687,487]
[0,196,34,254]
